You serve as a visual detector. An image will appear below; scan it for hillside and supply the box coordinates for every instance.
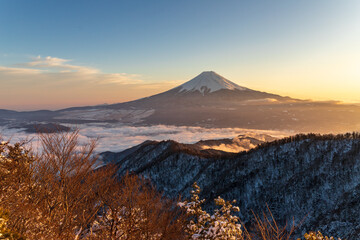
[102,133,360,238]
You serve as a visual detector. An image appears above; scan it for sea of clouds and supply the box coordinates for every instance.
[0,123,291,153]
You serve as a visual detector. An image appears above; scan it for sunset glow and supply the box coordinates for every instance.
[1,0,360,110]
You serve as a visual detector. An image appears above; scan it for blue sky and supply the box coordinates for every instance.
[0,0,359,109]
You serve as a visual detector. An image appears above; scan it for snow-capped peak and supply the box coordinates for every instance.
[178,71,248,94]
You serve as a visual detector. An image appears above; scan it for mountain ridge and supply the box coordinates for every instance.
[101,132,360,239]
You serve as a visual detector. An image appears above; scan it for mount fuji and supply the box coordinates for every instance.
[106,71,288,108]
[1,71,360,133]
[175,71,249,94]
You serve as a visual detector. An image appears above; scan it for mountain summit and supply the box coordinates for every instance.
[177,71,248,95]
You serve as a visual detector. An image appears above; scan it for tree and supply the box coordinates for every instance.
[0,131,186,239]
[0,131,116,238]
[0,140,38,238]
[88,173,186,240]
[178,182,243,240]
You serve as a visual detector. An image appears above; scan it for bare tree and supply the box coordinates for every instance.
[33,130,116,238]
[0,131,186,240]
[90,173,186,240]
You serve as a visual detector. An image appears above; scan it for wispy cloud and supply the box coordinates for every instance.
[28,55,72,68]
[6,55,141,84]
[0,55,178,110]
[0,66,44,75]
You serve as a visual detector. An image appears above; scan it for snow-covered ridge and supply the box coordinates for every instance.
[104,135,360,239]
[178,71,248,94]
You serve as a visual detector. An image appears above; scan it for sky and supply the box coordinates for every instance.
[1,0,360,110]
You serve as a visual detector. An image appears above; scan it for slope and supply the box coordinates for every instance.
[103,133,360,239]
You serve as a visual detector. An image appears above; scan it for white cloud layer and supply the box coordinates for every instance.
[0,123,291,153]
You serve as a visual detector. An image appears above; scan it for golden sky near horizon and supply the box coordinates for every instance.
[1,53,359,110]
[1,1,360,110]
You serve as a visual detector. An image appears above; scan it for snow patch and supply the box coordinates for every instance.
[178,71,248,95]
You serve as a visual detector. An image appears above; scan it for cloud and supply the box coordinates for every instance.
[0,55,178,110]
[0,123,290,153]
[0,66,44,75]
[28,55,70,68]
[7,55,139,83]
[0,62,141,88]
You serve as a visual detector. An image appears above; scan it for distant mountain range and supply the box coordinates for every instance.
[1,71,360,133]
[99,132,276,164]
[101,133,360,239]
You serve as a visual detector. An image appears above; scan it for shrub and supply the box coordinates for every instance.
[178,182,243,240]
[303,231,342,240]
